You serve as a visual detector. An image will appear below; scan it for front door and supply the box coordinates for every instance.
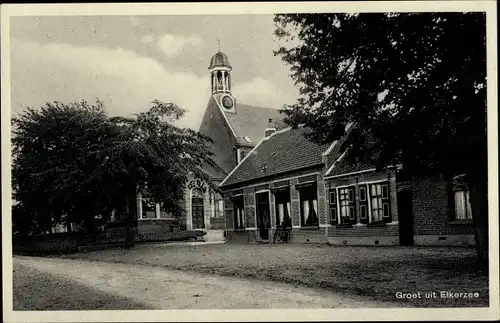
[256,192,271,240]
[397,190,414,246]
[192,197,205,229]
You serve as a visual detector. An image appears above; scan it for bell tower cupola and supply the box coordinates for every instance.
[209,41,236,113]
[209,51,232,94]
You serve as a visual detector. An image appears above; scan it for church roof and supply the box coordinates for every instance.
[220,126,331,187]
[209,52,231,70]
[224,103,287,145]
[201,159,228,180]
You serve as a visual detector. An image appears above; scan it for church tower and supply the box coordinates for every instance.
[209,49,236,113]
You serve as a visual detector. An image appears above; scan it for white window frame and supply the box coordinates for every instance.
[336,185,356,224]
[298,183,319,227]
[453,189,473,221]
[232,194,245,230]
[273,187,292,228]
[364,179,391,223]
[236,148,243,164]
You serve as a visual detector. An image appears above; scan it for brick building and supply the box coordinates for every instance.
[219,123,475,246]
[219,125,331,243]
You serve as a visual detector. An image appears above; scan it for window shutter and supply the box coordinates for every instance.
[359,185,369,224]
[382,183,391,223]
[348,188,356,223]
[329,189,337,225]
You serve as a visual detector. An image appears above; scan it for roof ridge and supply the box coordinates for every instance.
[325,150,347,176]
[226,102,281,111]
[220,126,329,188]
[219,133,268,187]
[211,96,237,139]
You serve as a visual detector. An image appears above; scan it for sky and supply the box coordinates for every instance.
[9,15,299,130]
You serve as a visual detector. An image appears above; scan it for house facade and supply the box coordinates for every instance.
[399,172,476,246]
[219,125,476,246]
[219,126,331,243]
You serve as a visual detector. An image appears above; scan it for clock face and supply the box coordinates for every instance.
[222,95,234,109]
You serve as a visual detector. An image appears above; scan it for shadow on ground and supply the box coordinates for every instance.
[13,263,150,310]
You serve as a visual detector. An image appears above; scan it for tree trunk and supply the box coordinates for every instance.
[91,214,97,242]
[124,186,138,248]
[467,167,489,275]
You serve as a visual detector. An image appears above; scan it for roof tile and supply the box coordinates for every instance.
[224,103,286,144]
[221,126,330,187]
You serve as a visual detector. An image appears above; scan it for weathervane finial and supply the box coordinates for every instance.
[217,38,220,52]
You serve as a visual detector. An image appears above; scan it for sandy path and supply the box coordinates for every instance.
[14,256,400,309]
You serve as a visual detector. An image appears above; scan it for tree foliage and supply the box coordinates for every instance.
[12,99,215,237]
[274,13,486,173]
[274,13,488,272]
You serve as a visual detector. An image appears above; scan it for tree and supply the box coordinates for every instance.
[12,100,111,237]
[274,13,488,273]
[12,99,216,246]
[83,100,216,246]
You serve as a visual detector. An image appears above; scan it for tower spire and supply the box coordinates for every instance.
[217,38,220,52]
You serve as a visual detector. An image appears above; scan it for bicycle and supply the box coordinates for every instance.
[272,225,291,243]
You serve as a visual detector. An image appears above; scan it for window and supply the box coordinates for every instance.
[368,182,391,223]
[274,188,291,227]
[452,175,473,221]
[142,198,156,219]
[232,195,245,230]
[329,189,338,225]
[234,148,242,164]
[218,200,224,217]
[359,186,369,224]
[298,183,319,227]
[214,194,224,218]
[233,148,242,165]
[338,186,357,224]
[454,190,473,220]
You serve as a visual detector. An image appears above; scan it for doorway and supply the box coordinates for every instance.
[397,190,414,246]
[192,197,205,229]
[256,192,271,241]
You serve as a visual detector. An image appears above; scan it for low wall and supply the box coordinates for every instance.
[288,227,328,244]
[137,219,181,241]
[12,232,84,256]
[414,234,475,246]
[327,223,400,246]
[226,227,329,244]
[210,217,226,230]
[104,219,182,243]
[225,229,257,243]
[268,227,329,244]
[104,220,204,243]
[12,223,206,255]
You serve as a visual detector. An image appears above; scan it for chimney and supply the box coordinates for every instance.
[265,118,276,138]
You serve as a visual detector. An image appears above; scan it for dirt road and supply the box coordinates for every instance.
[14,256,401,310]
